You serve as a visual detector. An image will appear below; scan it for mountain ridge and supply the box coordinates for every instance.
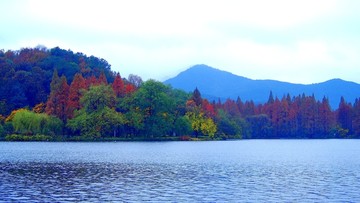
[164,64,360,108]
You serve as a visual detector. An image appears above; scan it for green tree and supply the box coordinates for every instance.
[246,114,272,139]
[41,115,63,136]
[67,107,124,139]
[11,109,62,137]
[216,109,242,139]
[12,109,41,135]
[173,116,192,136]
[82,85,116,113]
[67,85,124,139]
[130,80,176,137]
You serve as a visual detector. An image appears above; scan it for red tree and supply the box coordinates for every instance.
[202,99,216,118]
[318,97,335,136]
[112,73,125,97]
[352,98,360,137]
[337,97,352,133]
[46,75,69,122]
[66,73,86,118]
[125,84,136,95]
[223,98,240,117]
[98,72,108,85]
[85,75,98,88]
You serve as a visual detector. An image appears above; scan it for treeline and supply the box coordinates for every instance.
[1,71,359,141]
[0,70,218,140]
[215,93,360,139]
[0,47,360,141]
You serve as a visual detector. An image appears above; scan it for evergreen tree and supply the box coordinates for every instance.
[267,91,275,104]
[191,87,202,107]
[45,70,60,116]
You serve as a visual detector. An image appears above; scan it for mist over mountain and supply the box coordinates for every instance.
[164,64,360,109]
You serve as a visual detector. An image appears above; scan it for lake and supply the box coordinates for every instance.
[0,140,360,202]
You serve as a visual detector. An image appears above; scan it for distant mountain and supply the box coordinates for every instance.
[164,64,360,109]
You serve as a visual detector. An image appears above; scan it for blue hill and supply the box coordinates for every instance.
[164,64,360,109]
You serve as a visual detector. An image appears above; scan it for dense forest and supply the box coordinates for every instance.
[0,47,359,141]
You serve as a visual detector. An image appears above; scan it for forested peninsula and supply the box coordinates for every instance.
[0,47,359,141]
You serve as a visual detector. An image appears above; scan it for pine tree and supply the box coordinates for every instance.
[45,70,60,115]
[192,87,202,107]
[267,91,275,104]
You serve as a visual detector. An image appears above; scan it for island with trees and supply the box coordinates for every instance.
[0,47,359,141]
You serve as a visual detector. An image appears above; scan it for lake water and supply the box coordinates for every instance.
[0,140,360,202]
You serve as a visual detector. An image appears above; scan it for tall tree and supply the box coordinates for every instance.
[66,73,86,119]
[267,91,275,104]
[57,76,70,122]
[337,97,352,135]
[130,80,176,137]
[45,70,60,116]
[112,73,125,97]
[223,99,240,117]
[67,85,123,139]
[318,97,335,137]
[46,74,69,123]
[191,87,202,107]
[352,98,360,137]
[98,72,108,85]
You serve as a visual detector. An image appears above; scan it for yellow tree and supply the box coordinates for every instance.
[186,111,217,138]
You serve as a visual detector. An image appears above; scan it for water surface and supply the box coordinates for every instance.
[0,140,359,202]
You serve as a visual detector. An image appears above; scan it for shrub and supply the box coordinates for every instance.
[5,134,52,141]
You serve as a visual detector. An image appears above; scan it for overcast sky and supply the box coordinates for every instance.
[1,0,360,84]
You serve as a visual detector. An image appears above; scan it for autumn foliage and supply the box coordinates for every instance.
[2,46,360,141]
[112,73,125,97]
[66,73,86,118]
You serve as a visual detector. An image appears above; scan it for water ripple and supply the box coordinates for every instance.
[1,140,360,202]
